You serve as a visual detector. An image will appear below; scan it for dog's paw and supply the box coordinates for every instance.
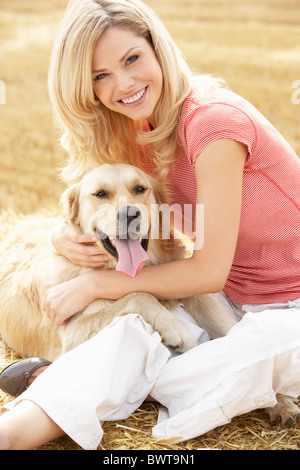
[265,394,300,425]
[161,325,198,353]
[171,335,198,353]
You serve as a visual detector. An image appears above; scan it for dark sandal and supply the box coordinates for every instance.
[0,357,52,397]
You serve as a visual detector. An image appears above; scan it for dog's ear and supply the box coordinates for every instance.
[59,183,81,232]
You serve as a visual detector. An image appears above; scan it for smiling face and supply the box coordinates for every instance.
[91,27,163,127]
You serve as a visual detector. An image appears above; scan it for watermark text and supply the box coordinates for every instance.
[93,199,205,250]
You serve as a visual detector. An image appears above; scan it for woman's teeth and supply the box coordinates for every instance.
[121,87,146,104]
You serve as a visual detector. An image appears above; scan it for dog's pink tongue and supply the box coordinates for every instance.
[114,238,149,277]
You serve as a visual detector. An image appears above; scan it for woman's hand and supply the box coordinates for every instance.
[43,273,97,326]
[51,220,112,267]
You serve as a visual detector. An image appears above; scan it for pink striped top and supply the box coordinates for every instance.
[141,80,300,304]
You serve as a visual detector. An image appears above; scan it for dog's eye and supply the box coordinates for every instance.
[94,190,109,198]
[134,185,148,195]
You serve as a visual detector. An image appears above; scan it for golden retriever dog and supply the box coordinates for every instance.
[0,163,235,362]
[0,163,297,424]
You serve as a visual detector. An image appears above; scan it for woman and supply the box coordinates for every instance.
[0,0,300,450]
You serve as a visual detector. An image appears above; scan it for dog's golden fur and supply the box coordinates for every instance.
[0,163,235,361]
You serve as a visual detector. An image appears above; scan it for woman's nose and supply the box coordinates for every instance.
[116,73,135,93]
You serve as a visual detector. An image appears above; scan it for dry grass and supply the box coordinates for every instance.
[0,0,299,451]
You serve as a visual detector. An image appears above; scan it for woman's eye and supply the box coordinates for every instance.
[93,73,108,82]
[126,55,139,66]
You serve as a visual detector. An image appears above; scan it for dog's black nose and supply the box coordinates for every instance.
[117,206,141,225]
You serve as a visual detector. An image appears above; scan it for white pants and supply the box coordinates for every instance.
[2,293,300,450]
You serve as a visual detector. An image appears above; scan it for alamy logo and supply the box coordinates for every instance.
[94,199,205,250]
[292,80,300,104]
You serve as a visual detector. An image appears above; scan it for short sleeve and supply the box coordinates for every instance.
[185,103,257,166]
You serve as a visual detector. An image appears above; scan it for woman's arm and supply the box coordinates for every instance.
[44,139,247,326]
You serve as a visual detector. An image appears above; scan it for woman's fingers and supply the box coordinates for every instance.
[51,221,113,267]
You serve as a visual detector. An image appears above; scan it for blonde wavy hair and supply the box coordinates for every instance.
[48,0,216,183]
